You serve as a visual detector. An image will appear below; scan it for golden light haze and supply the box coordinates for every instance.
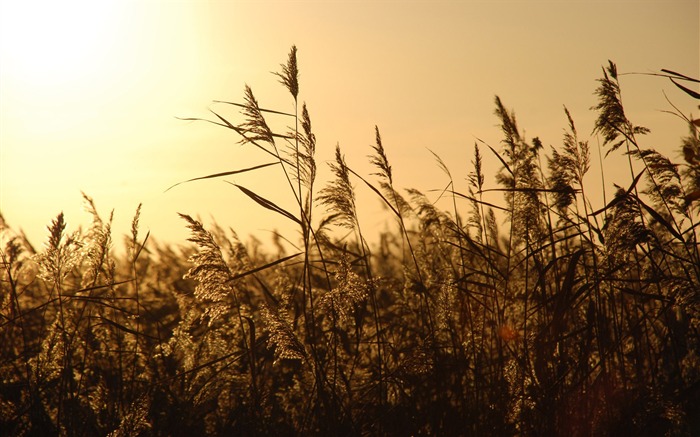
[1,0,698,250]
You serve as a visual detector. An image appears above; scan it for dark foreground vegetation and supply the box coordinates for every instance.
[2,48,699,436]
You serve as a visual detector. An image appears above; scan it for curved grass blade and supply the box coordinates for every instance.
[227,252,302,283]
[96,316,161,341]
[669,78,700,99]
[478,187,582,194]
[176,114,233,130]
[476,137,513,176]
[559,248,585,307]
[178,110,296,167]
[588,168,646,216]
[132,230,150,263]
[227,182,301,225]
[632,194,684,241]
[165,162,279,192]
[346,167,401,218]
[661,69,700,83]
[445,190,509,212]
[164,162,279,193]
[428,148,452,178]
[213,100,295,117]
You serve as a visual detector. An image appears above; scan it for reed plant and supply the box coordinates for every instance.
[1,48,698,436]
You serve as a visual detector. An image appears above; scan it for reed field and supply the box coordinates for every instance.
[2,47,699,436]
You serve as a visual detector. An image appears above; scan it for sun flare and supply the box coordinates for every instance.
[1,0,121,86]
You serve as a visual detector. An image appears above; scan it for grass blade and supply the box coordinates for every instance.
[228,252,302,283]
[228,182,301,225]
[661,69,700,83]
[477,137,513,177]
[669,77,700,99]
[165,162,279,192]
[633,194,684,241]
[588,168,646,216]
[346,167,401,218]
[214,100,296,117]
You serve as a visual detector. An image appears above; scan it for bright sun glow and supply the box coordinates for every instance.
[0,0,121,86]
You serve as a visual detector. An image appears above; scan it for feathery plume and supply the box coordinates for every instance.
[291,103,316,189]
[260,305,306,363]
[319,254,370,324]
[35,212,81,285]
[179,214,233,325]
[273,45,299,102]
[80,193,115,289]
[238,85,275,145]
[603,188,649,265]
[630,148,685,215]
[369,126,393,184]
[318,145,358,229]
[467,143,485,239]
[592,60,649,155]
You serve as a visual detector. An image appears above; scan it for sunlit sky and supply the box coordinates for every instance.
[1,0,698,251]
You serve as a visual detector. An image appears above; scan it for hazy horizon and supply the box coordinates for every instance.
[1,0,698,250]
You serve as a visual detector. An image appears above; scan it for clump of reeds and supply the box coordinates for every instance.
[1,48,698,436]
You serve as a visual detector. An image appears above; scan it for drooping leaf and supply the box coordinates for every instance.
[669,77,700,99]
[633,194,684,242]
[229,183,301,225]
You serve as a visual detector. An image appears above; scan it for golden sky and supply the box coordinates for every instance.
[1,0,698,250]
